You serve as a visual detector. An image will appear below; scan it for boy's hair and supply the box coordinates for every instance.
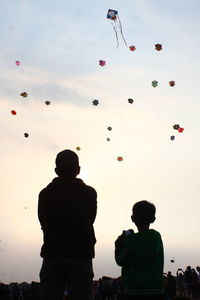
[132,200,156,225]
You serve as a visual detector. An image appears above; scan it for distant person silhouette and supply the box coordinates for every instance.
[38,149,97,300]
[115,200,164,300]
[184,266,192,298]
[167,271,176,300]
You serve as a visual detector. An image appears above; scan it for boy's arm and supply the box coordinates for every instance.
[115,230,134,266]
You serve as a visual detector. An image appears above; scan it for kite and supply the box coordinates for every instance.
[107,9,128,48]
[128,98,134,104]
[107,9,118,20]
[45,101,51,105]
[173,124,180,130]
[107,126,112,131]
[170,135,175,141]
[106,138,110,141]
[129,45,136,52]
[76,146,81,151]
[152,80,158,88]
[92,99,99,106]
[24,133,29,138]
[155,44,162,51]
[20,92,28,97]
[178,128,184,133]
[15,60,20,66]
[169,80,175,87]
[117,156,123,161]
[11,110,16,115]
[170,259,175,263]
[99,60,106,67]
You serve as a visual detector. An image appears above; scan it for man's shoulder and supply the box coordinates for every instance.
[83,183,97,197]
[38,177,97,199]
[75,178,97,198]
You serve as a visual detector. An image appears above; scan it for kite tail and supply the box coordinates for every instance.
[111,22,119,48]
[117,15,128,47]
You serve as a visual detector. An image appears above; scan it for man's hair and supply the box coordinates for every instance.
[55,149,79,176]
[132,200,156,225]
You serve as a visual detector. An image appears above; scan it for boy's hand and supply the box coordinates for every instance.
[122,229,134,236]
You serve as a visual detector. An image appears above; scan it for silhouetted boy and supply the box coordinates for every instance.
[115,200,164,300]
[38,150,97,300]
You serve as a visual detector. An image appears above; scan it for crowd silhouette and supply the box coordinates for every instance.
[0,266,200,300]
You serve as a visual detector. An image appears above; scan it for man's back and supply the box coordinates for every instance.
[38,176,97,258]
[38,149,97,300]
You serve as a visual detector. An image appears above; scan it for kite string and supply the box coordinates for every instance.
[117,16,128,47]
[117,95,129,228]
[111,22,119,48]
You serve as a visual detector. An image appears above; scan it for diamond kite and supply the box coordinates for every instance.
[99,60,106,67]
[92,100,99,106]
[170,135,175,141]
[107,9,128,48]
[16,60,20,66]
[117,156,123,161]
[128,98,134,104]
[169,81,175,87]
[24,133,29,138]
[107,126,112,131]
[76,147,81,151]
[129,45,136,52]
[11,110,17,115]
[106,138,110,141]
[155,44,162,51]
[152,80,158,88]
[178,128,184,133]
[107,9,118,20]
[20,92,28,97]
[45,101,51,105]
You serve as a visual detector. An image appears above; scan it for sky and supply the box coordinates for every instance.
[1,0,200,283]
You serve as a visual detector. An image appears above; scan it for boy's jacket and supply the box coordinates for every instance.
[115,229,164,295]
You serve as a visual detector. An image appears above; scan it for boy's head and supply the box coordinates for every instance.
[131,200,156,226]
[55,149,80,178]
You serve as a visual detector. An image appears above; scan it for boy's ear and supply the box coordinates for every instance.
[131,215,134,222]
[151,216,156,223]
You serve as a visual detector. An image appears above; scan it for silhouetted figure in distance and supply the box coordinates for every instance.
[167,271,176,300]
[38,149,97,300]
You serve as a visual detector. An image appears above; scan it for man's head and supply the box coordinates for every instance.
[131,200,156,226]
[55,149,80,178]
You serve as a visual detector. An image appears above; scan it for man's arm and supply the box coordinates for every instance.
[38,190,45,228]
[88,188,97,223]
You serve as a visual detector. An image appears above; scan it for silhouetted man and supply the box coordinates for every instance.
[38,150,97,300]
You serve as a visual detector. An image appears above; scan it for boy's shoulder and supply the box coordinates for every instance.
[124,229,163,256]
[130,229,162,238]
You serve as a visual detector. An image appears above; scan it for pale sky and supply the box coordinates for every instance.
[1,0,200,283]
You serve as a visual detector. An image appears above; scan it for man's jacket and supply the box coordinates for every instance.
[38,177,97,258]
